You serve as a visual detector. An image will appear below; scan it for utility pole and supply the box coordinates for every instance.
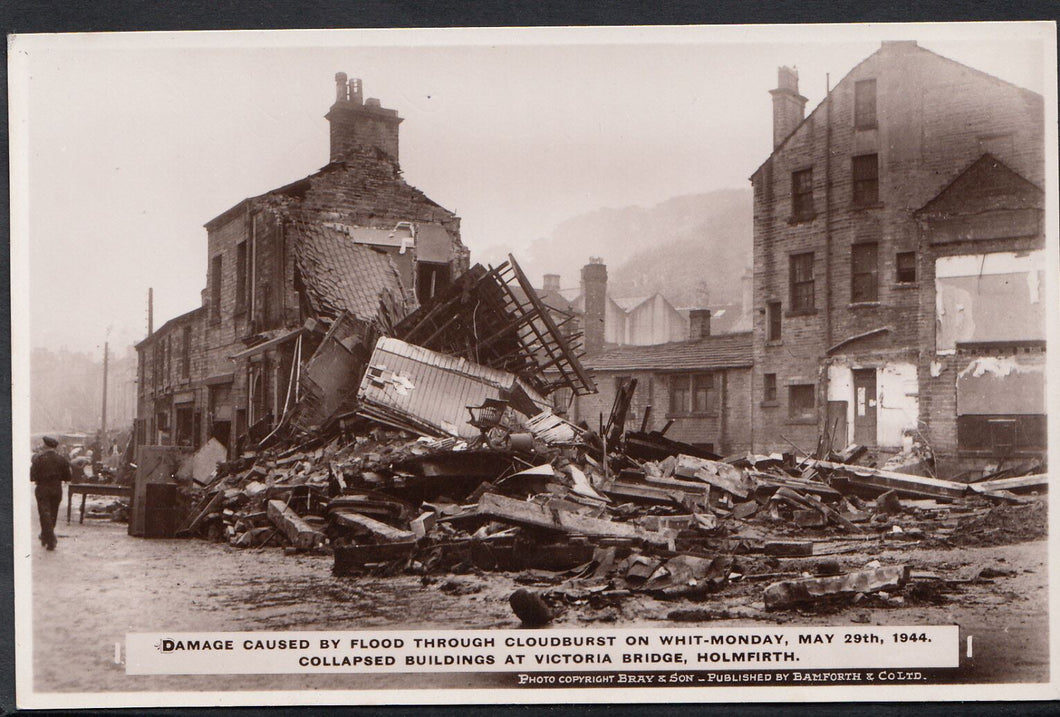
[101,341,109,437]
[148,288,154,335]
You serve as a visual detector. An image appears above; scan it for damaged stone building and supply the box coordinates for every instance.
[135,74,469,457]
[751,41,1045,471]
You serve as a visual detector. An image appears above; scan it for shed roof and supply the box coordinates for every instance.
[584,331,753,372]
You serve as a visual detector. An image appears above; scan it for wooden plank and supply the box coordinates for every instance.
[764,565,908,610]
[331,511,417,543]
[266,499,325,550]
[968,473,1047,494]
[477,492,674,547]
[805,458,968,499]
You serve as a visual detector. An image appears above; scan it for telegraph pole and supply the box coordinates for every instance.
[101,341,109,437]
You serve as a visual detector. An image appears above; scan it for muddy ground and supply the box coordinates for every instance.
[26,496,1049,697]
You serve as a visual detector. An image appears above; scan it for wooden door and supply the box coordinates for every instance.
[853,369,877,446]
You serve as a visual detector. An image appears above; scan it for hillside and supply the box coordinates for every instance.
[524,188,752,306]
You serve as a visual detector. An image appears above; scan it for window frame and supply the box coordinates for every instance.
[791,168,814,220]
[763,373,778,403]
[766,300,782,341]
[788,383,816,420]
[210,254,223,321]
[851,242,879,303]
[789,252,815,313]
[895,251,917,284]
[854,79,877,129]
[852,154,879,206]
[181,325,192,379]
[668,372,716,416]
[235,241,248,314]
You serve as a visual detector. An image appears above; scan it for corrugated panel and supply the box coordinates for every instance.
[358,337,517,439]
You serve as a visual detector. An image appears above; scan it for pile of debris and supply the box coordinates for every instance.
[173,254,1047,620]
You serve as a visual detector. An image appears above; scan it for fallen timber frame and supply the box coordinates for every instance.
[394,256,596,398]
[802,458,969,500]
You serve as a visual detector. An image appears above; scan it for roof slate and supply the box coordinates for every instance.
[583,331,753,372]
[291,222,409,324]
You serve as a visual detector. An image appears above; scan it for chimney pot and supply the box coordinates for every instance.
[327,74,401,163]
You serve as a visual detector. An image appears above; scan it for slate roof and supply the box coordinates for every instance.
[915,153,1044,218]
[584,331,753,372]
[291,222,409,324]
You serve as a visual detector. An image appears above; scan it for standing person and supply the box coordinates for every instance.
[30,435,71,551]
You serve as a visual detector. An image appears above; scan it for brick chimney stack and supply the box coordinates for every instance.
[741,267,753,317]
[326,72,403,163]
[542,274,561,292]
[581,259,607,356]
[769,66,807,149]
[689,309,711,340]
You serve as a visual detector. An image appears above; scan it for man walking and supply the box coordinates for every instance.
[31,435,71,551]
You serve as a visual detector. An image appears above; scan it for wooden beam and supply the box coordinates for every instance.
[267,499,325,550]
[331,510,417,543]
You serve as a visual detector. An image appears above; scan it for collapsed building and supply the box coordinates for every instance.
[135,74,470,456]
[750,41,1045,473]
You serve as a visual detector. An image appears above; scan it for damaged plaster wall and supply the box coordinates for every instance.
[828,361,918,449]
[956,354,1046,415]
[935,250,1045,352]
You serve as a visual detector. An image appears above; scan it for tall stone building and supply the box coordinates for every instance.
[750,41,1045,472]
[136,74,469,456]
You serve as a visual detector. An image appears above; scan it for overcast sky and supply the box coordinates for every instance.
[11,23,1052,359]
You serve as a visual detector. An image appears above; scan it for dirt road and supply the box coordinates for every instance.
[27,500,1049,696]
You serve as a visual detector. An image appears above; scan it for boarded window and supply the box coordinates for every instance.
[235,241,247,312]
[896,251,916,283]
[854,79,877,128]
[789,383,815,419]
[767,300,782,341]
[792,168,814,219]
[957,415,1046,454]
[851,243,879,302]
[852,154,879,205]
[790,252,815,312]
[210,254,223,320]
[764,373,777,403]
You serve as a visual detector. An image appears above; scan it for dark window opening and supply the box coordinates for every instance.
[790,253,815,312]
[854,79,877,129]
[181,325,191,379]
[896,251,917,284]
[175,405,194,447]
[792,168,814,220]
[851,242,879,302]
[852,154,879,205]
[235,241,248,313]
[767,300,782,340]
[416,262,452,304]
[614,375,633,392]
[210,254,223,321]
[764,373,777,403]
[789,383,815,419]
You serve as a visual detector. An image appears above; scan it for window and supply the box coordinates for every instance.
[181,325,192,379]
[764,373,777,403]
[669,375,690,414]
[854,79,877,128]
[551,386,573,415]
[789,383,815,419]
[210,254,223,320]
[791,168,814,220]
[416,262,452,304]
[852,154,879,205]
[693,374,714,413]
[790,253,815,312]
[235,241,248,313]
[896,251,917,284]
[669,374,714,414]
[851,243,879,303]
[767,301,782,341]
[153,344,163,390]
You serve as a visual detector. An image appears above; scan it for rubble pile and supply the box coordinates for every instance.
[171,254,1047,621]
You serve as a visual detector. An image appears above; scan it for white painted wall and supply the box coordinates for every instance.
[828,361,918,449]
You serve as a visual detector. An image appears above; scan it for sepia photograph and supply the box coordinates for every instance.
[9,21,1058,708]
